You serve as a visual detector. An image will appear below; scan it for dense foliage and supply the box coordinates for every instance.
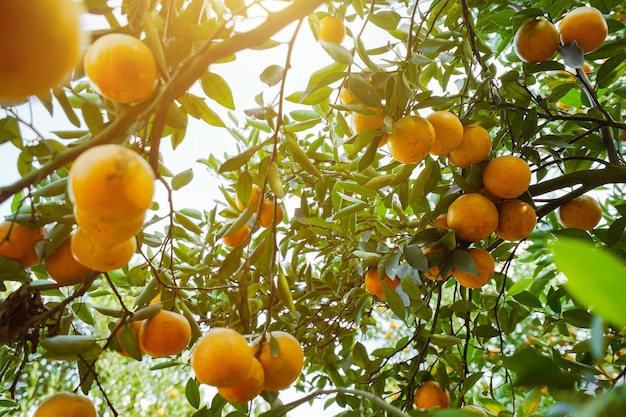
[1,0,625,416]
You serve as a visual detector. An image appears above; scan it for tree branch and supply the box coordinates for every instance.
[529,165,626,197]
[0,0,325,206]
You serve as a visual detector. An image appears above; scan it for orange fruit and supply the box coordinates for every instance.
[496,199,537,241]
[33,392,96,417]
[191,327,254,387]
[222,223,251,247]
[251,331,304,392]
[432,214,448,229]
[476,186,501,205]
[387,115,435,164]
[44,236,92,285]
[257,199,284,228]
[139,310,191,358]
[69,144,155,225]
[115,319,145,357]
[0,0,82,102]
[453,248,495,289]
[70,228,136,272]
[74,207,145,243]
[236,184,262,211]
[463,405,488,415]
[482,155,532,199]
[559,6,608,54]
[0,221,45,268]
[422,246,452,281]
[413,380,450,410]
[353,106,385,133]
[364,268,399,300]
[513,19,560,63]
[426,111,464,156]
[339,86,356,107]
[447,193,499,242]
[448,125,492,169]
[84,33,158,104]
[218,357,265,403]
[318,16,345,44]
[558,194,602,230]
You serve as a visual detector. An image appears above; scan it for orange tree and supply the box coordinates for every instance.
[1,0,626,416]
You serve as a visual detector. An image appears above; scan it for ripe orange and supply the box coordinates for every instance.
[0,0,82,102]
[496,199,537,241]
[252,331,304,392]
[236,184,262,211]
[413,380,450,410]
[447,193,499,242]
[387,115,435,164]
[476,186,501,205]
[44,236,91,285]
[257,199,284,228]
[84,33,158,104]
[559,7,608,54]
[558,194,602,230]
[448,125,492,169]
[191,327,254,387]
[482,155,532,199]
[139,310,191,358]
[115,319,145,357]
[74,207,145,243]
[364,268,399,300]
[319,16,345,44]
[513,19,560,63]
[422,246,452,281]
[453,248,495,289]
[0,221,45,268]
[463,405,488,415]
[432,214,448,229]
[426,111,464,156]
[33,392,96,417]
[353,106,385,133]
[222,223,251,247]
[218,357,265,403]
[71,228,136,272]
[339,86,356,107]
[69,145,155,225]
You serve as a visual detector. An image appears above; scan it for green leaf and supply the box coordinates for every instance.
[186,377,201,409]
[172,168,194,190]
[41,335,99,357]
[502,348,577,389]
[452,249,478,276]
[201,71,235,110]
[430,334,462,347]
[285,135,323,179]
[551,237,626,327]
[260,65,284,87]
[368,11,401,30]
[563,309,592,328]
[179,94,225,127]
[82,101,104,133]
[219,141,268,173]
[174,212,203,235]
[348,74,381,107]
[353,341,370,369]
[286,86,333,105]
[507,278,535,297]
[320,41,353,65]
[403,245,428,271]
[596,52,626,88]
[383,282,406,320]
